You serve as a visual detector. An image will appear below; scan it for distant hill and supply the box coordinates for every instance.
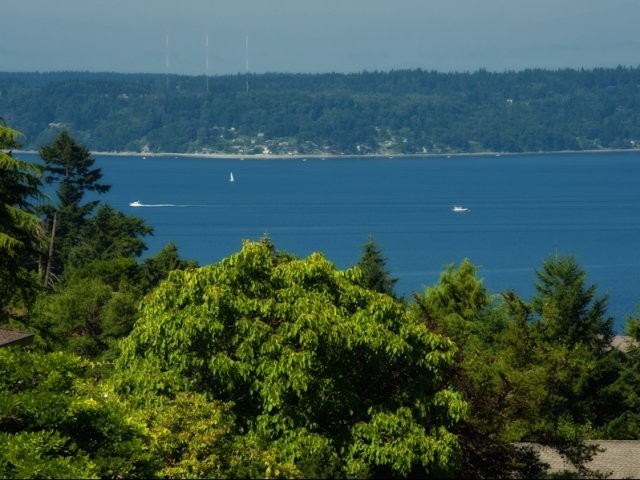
[2,67,640,155]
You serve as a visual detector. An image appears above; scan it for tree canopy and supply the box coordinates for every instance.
[114,239,468,478]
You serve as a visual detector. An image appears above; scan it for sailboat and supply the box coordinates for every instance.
[229,172,235,183]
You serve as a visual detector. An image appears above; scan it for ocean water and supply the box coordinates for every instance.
[24,151,640,330]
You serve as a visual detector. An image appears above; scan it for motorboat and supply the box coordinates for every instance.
[129,200,142,207]
[451,205,470,212]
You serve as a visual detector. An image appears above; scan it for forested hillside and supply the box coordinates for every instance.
[2,67,640,155]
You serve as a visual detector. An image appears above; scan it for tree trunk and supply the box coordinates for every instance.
[43,212,57,288]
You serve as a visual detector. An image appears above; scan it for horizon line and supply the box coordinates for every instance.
[1,63,640,78]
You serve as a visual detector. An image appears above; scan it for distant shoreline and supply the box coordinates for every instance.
[15,148,640,160]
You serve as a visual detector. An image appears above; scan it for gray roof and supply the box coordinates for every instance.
[522,440,640,479]
[0,328,34,348]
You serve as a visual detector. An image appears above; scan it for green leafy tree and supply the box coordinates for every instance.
[0,349,158,478]
[138,391,304,478]
[30,276,117,357]
[140,392,238,479]
[40,130,110,211]
[355,235,398,297]
[0,122,45,318]
[28,256,146,359]
[113,240,467,478]
[27,242,196,360]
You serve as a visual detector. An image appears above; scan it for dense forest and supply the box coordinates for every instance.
[2,122,640,478]
[2,66,640,155]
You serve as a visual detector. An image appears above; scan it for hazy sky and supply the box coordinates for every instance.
[3,0,640,75]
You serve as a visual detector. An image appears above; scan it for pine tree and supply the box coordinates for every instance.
[0,121,44,315]
[531,254,613,352]
[355,236,397,296]
[39,131,110,284]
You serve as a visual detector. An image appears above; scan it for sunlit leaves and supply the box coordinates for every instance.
[0,349,156,478]
[115,239,465,477]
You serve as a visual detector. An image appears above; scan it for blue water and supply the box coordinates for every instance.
[25,152,640,331]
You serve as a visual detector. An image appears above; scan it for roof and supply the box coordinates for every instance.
[0,328,34,348]
[520,441,640,478]
[611,335,636,353]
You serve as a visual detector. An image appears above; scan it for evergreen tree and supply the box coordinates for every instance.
[64,204,152,269]
[531,254,614,352]
[0,121,44,317]
[139,241,198,292]
[411,261,549,478]
[596,310,640,439]
[355,236,397,297]
[39,131,110,284]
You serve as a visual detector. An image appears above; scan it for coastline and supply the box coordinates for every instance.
[14,147,640,160]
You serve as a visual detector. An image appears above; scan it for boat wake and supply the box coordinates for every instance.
[129,201,193,208]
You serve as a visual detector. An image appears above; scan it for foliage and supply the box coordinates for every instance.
[0,349,157,478]
[38,130,111,281]
[355,236,398,297]
[412,260,552,478]
[64,203,153,269]
[139,392,238,478]
[410,256,628,478]
[113,240,467,478]
[531,254,614,352]
[3,67,640,155]
[0,122,44,319]
[23,239,196,360]
[40,130,110,204]
[498,256,622,476]
[138,240,198,292]
[29,275,130,358]
[412,259,492,343]
[596,311,640,439]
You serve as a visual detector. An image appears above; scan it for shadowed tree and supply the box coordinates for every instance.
[355,235,398,297]
[0,121,45,318]
[39,131,110,285]
[64,204,152,269]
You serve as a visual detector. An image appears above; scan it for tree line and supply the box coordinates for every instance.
[2,124,640,478]
[2,66,640,155]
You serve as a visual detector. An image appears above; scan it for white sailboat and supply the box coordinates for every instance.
[229,172,235,183]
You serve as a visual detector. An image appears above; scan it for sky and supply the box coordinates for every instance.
[3,0,640,75]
